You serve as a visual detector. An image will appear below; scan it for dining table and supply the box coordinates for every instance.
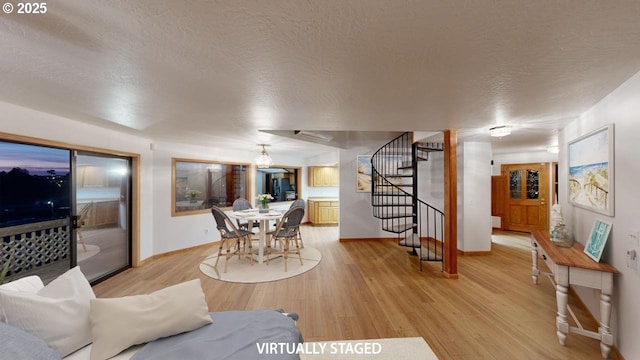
[229,208,284,263]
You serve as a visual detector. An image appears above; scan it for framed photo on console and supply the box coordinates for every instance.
[584,219,612,262]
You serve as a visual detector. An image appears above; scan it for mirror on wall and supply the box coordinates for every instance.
[172,158,250,216]
[255,167,301,204]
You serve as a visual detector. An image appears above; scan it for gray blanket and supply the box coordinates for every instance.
[131,310,302,360]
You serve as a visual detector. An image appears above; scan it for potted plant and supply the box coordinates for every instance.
[257,193,274,213]
[1,251,14,285]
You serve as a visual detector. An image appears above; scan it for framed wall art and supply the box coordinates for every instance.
[584,219,612,262]
[568,124,614,216]
[356,155,372,193]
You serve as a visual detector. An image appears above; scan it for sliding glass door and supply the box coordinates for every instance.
[0,141,72,283]
[75,152,131,283]
[0,140,132,284]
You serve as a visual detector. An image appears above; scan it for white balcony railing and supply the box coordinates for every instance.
[0,218,70,282]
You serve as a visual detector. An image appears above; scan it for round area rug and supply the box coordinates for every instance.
[199,246,322,283]
[77,244,100,262]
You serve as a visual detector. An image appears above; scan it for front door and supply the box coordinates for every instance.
[501,163,549,232]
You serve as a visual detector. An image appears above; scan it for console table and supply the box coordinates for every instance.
[530,231,619,359]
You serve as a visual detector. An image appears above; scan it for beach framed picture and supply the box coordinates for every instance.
[584,219,612,262]
[356,155,372,192]
[568,124,614,216]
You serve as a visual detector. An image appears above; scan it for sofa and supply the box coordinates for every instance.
[0,267,302,360]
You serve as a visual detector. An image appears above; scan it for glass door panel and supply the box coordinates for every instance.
[509,170,522,199]
[526,169,540,199]
[75,152,131,282]
[0,141,72,284]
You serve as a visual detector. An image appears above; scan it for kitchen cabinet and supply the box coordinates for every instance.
[308,166,339,187]
[79,200,119,227]
[308,198,339,225]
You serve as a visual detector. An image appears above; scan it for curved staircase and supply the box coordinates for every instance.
[370,132,445,271]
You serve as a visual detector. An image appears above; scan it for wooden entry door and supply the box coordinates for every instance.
[501,163,549,232]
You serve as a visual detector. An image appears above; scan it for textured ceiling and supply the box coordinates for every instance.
[2,1,640,156]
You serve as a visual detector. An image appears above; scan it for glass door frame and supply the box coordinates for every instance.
[0,131,141,284]
[73,150,133,284]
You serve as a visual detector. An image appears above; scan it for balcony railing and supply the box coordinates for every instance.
[0,218,70,282]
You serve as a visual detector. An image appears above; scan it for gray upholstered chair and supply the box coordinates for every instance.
[266,207,304,271]
[211,206,253,273]
[232,198,259,232]
[288,199,306,248]
[289,199,305,209]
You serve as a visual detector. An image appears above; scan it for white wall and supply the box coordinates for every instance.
[0,101,156,261]
[416,142,492,252]
[558,70,640,359]
[338,143,393,239]
[418,151,444,211]
[459,142,492,252]
[561,72,640,358]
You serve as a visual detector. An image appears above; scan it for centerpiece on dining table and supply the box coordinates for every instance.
[257,193,274,213]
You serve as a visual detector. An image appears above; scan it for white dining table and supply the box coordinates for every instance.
[229,208,284,263]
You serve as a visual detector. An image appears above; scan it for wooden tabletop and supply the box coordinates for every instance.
[532,231,619,274]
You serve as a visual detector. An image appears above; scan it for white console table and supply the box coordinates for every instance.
[531,231,619,359]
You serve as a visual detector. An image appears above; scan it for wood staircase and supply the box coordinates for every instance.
[370,132,445,270]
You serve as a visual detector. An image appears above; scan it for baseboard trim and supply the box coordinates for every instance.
[339,237,398,242]
[443,272,459,279]
[457,249,492,256]
[138,242,217,267]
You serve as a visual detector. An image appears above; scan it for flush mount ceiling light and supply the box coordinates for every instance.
[489,125,512,137]
[255,144,273,169]
[546,145,559,154]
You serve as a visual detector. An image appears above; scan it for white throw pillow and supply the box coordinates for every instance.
[89,279,213,360]
[0,275,44,294]
[0,266,95,357]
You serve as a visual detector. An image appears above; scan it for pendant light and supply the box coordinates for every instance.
[255,144,273,168]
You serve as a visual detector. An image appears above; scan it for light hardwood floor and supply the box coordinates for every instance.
[93,226,622,360]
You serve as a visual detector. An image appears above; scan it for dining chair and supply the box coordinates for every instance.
[289,199,306,248]
[266,207,305,271]
[232,198,259,232]
[211,206,254,273]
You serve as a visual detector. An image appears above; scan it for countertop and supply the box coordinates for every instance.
[307,197,339,202]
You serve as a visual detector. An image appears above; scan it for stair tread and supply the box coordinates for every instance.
[372,193,412,196]
[382,223,416,233]
[377,213,414,219]
[372,204,413,207]
[419,246,443,261]
[381,174,413,178]
[398,234,421,247]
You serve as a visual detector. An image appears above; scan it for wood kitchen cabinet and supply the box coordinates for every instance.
[308,166,339,187]
[308,198,339,225]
